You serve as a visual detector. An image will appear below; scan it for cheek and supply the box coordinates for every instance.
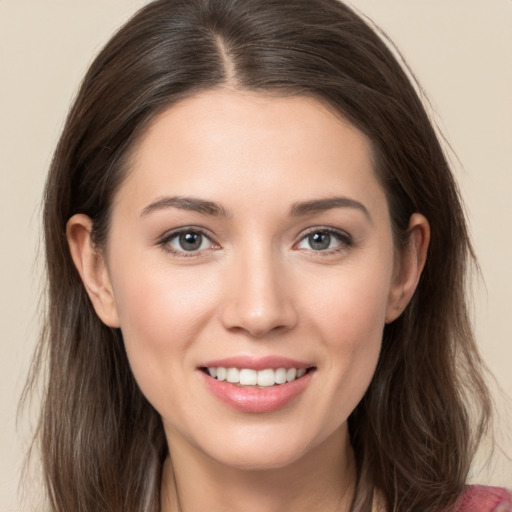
[304,256,393,347]
[323,277,387,379]
[116,230,222,307]
[115,271,213,344]
[107,257,219,401]
[300,252,394,415]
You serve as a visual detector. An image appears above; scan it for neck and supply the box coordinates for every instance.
[161,426,356,512]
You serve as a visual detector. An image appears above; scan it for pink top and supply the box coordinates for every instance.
[455,486,512,512]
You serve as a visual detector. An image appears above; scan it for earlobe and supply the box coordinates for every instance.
[385,213,430,323]
[66,214,121,328]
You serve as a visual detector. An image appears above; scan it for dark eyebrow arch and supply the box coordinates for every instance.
[290,197,372,222]
[140,196,228,217]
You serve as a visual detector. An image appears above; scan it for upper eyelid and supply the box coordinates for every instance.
[298,226,352,240]
[158,226,216,242]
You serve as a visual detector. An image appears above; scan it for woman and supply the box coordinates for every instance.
[26,0,511,510]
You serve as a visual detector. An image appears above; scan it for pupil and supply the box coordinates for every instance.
[180,232,202,251]
[309,232,330,250]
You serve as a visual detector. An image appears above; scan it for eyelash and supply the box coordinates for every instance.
[157,227,219,258]
[157,226,353,258]
[295,227,354,256]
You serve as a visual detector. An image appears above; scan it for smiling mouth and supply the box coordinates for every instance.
[200,366,316,387]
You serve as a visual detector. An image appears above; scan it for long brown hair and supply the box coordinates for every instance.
[25,0,491,510]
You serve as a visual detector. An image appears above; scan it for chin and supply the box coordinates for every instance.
[196,422,332,472]
[210,445,307,472]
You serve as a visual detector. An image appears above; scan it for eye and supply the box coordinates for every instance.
[296,229,351,252]
[160,228,217,255]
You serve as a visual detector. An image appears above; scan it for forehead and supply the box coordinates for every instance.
[116,89,387,219]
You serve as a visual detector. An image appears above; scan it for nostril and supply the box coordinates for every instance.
[221,310,298,338]
[220,274,298,337]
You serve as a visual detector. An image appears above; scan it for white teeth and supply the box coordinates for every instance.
[206,366,309,386]
[226,368,240,383]
[274,368,287,384]
[257,369,275,387]
[286,368,297,382]
[239,369,257,386]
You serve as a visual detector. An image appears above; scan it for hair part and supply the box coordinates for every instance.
[24,1,492,511]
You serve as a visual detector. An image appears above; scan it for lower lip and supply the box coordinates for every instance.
[200,370,313,413]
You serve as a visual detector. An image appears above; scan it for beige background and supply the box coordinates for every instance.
[1,0,511,510]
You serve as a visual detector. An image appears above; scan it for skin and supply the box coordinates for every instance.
[67,89,429,512]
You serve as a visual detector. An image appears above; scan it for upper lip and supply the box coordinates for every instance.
[199,355,314,371]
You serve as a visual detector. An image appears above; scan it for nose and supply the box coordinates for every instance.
[220,247,298,338]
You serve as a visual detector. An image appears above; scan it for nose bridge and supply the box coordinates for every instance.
[221,241,297,337]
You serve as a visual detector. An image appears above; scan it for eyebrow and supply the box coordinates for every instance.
[140,196,228,217]
[141,194,371,222]
[290,197,372,222]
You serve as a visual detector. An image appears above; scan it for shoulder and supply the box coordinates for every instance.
[454,485,512,512]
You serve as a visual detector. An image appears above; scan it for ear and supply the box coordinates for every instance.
[66,214,120,328]
[385,213,430,323]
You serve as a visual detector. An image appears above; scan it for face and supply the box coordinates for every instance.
[83,90,414,470]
